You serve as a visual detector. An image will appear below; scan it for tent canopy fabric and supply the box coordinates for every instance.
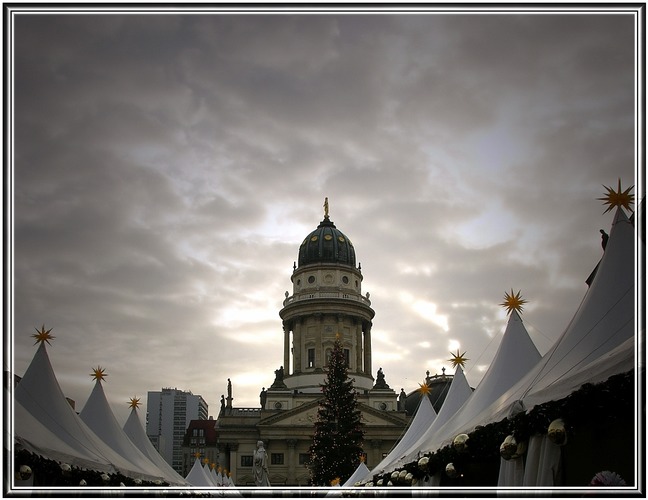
[449,208,637,436]
[79,380,170,482]
[411,309,542,456]
[13,389,113,473]
[399,365,472,465]
[185,457,215,487]
[363,394,437,481]
[14,343,152,478]
[123,407,188,485]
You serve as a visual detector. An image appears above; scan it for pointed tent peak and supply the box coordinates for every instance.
[128,397,141,409]
[448,350,469,369]
[598,178,634,214]
[505,308,524,328]
[612,205,631,225]
[32,324,55,346]
[500,289,527,315]
[91,366,107,382]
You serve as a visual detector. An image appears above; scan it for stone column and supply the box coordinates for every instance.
[286,438,298,485]
[227,442,239,484]
[315,314,323,368]
[283,323,290,375]
[355,321,363,372]
[370,440,382,470]
[294,319,302,373]
[364,323,372,376]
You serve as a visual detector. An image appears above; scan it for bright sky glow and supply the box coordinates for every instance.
[9,6,639,424]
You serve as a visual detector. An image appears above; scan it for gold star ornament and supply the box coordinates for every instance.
[598,178,634,214]
[128,397,141,409]
[91,366,107,381]
[417,382,432,396]
[500,289,527,315]
[32,325,55,346]
[448,350,469,369]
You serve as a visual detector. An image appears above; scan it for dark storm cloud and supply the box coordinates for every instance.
[10,8,639,422]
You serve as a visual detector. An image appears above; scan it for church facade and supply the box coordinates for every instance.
[215,205,410,486]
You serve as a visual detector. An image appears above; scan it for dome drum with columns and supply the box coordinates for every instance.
[215,201,410,486]
[279,206,375,393]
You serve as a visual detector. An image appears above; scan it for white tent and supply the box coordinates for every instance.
[185,456,215,487]
[400,365,473,465]
[343,461,371,486]
[79,378,169,483]
[122,404,189,485]
[13,388,113,473]
[210,465,220,486]
[387,207,638,487]
[410,308,542,457]
[433,207,636,444]
[14,342,156,479]
[362,394,437,482]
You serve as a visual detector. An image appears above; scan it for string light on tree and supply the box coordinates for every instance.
[306,335,364,486]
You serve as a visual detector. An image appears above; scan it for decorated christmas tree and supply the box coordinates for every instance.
[307,335,364,486]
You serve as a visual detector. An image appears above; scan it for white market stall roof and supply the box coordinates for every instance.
[122,405,189,485]
[14,342,152,478]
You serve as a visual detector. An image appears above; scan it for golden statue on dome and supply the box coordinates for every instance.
[324,197,329,218]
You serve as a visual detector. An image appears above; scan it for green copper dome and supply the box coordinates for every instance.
[298,216,356,268]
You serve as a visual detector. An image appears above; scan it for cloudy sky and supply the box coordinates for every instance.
[10,6,640,425]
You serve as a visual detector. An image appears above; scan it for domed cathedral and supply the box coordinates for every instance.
[278,198,375,394]
[215,201,410,486]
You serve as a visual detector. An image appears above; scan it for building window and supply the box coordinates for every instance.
[344,349,350,367]
[298,453,310,465]
[241,455,253,467]
[307,349,315,368]
[271,453,284,465]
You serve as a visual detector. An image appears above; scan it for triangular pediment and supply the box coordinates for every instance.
[258,399,407,428]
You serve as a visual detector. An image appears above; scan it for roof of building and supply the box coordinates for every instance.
[298,216,357,268]
[183,419,219,445]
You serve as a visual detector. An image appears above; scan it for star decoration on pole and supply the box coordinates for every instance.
[91,366,107,381]
[417,382,432,396]
[194,451,201,459]
[500,289,527,315]
[32,325,55,346]
[598,178,634,214]
[448,350,469,369]
[128,397,141,409]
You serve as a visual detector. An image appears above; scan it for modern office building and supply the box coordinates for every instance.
[146,388,208,474]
